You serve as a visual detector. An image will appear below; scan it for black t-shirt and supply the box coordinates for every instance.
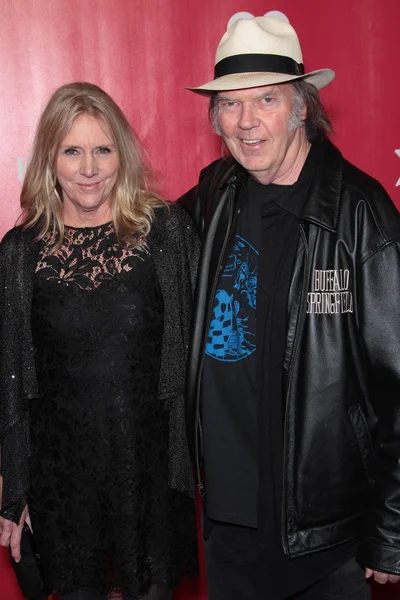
[201,153,313,528]
[201,154,311,527]
[201,178,269,527]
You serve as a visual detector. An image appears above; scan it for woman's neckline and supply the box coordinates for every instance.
[64,220,113,231]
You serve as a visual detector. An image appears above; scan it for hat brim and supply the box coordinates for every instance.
[186,68,335,95]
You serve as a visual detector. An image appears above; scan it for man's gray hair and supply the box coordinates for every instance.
[289,79,332,140]
[209,80,332,141]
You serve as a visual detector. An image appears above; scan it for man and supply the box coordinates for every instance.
[180,13,400,600]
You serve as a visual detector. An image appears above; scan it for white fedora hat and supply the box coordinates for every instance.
[187,15,335,94]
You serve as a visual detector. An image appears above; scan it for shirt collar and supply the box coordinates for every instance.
[246,141,322,218]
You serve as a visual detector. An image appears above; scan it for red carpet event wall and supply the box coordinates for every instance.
[0,0,399,599]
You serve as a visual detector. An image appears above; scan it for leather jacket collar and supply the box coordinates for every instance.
[219,138,343,233]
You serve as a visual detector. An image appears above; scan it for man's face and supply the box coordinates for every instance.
[215,83,305,184]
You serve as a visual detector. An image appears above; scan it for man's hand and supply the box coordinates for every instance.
[366,568,400,584]
[0,505,30,562]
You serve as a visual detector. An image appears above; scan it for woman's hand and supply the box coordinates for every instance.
[0,504,31,562]
[366,568,400,585]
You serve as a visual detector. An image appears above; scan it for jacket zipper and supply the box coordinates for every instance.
[281,223,309,554]
[194,185,236,498]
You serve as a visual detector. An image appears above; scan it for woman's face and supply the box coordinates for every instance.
[56,114,119,226]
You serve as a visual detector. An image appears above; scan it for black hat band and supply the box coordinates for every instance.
[214,54,305,79]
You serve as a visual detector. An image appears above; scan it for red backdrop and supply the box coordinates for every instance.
[0,0,399,598]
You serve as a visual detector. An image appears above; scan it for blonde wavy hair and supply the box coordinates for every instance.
[20,82,165,247]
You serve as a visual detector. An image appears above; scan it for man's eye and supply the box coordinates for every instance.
[219,100,239,109]
[262,97,273,104]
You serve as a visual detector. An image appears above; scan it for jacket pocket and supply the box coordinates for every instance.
[348,403,376,486]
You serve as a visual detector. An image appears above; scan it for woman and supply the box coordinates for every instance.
[0,82,199,600]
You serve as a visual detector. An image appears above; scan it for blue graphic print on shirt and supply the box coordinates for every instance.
[206,235,258,362]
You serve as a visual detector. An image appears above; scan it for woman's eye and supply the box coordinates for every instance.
[63,148,78,155]
[97,147,112,154]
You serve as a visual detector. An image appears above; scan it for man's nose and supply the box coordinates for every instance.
[238,102,259,130]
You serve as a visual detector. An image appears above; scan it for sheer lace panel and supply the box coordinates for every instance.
[36,223,146,290]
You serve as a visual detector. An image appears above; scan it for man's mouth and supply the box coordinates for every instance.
[242,139,262,145]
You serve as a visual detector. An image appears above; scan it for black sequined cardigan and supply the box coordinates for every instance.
[0,203,199,523]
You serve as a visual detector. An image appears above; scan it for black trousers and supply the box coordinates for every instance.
[203,518,371,600]
[59,586,173,600]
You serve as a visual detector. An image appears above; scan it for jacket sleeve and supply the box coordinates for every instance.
[169,204,200,497]
[177,184,204,237]
[357,235,400,574]
[0,229,33,523]
[151,204,200,498]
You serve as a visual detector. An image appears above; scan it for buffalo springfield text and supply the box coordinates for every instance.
[307,269,353,314]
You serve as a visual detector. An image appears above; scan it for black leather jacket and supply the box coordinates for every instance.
[180,139,400,574]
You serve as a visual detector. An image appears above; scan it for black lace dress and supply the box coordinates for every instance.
[27,222,193,597]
